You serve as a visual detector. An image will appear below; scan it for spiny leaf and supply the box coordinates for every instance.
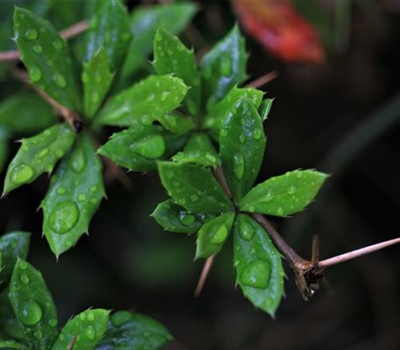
[83,0,131,71]
[239,170,328,217]
[234,214,284,317]
[8,259,58,349]
[3,124,76,195]
[52,309,109,350]
[42,133,105,257]
[201,25,247,109]
[0,92,56,134]
[152,200,215,234]
[14,7,81,111]
[0,338,28,349]
[195,213,235,259]
[0,290,25,344]
[158,162,232,214]
[0,232,30,291]
[156,114,196,134]
[259,98,274,121]
[82,49,114,120]
[96,75,188,126]
[96,311,173,350]
[153,28,201,115]
[220,97,266,201]
[122,3,198,77]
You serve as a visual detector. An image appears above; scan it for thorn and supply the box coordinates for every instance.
[194,255,215,297]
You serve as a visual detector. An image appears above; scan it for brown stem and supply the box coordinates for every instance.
[212,166,232,200]
[245,71,278,89]
[194,255,215,297]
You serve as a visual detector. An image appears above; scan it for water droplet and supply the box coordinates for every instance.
[34,330,43,339]
[53,39,63,50]
[239,221,255,241]
[177,43,185,51]
[45,164,53,173]
[288,186,297,195]
[248,206,255,213]
[89,186,97,193]
[239,133,246,144]
[10,164,35,185]
[179,212,195,226]
[21,144,29,152]
[29,65,42,82]
[36,148,48,158]
[221,129,228,137]
[90,197,98,205]
[87,312,95,321]
[147,93,155,101]
[24,29,38,40]
[48,318,57,327]
[233,153,245,180]
[85,325,96,340]
[79,313,86,320]
[20,273,30,285]
[210,224,228,244]
[92,92,100,104]
[53,73,67,88]
[241,259,271,289]
[55,149,64,158]
[82,72,89,83]
[220,57,232,76]
[19,260,28,270]
[111,311,133,327]
[70,148,86,173]
[263,189,274,203]
[78,193,87,202]
[296,171,303,179]
[156,32,163,41]
[130,134,165,159]
[161,91,170,101]
[48,201,80,234]
[190,194,198,202]
[19,300,43,326]
[253,129,262,140]
[276,207,284,216]
[32,44,43,53]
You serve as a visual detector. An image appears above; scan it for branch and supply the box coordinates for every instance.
[194,255,215,297]
[245,71,278,89]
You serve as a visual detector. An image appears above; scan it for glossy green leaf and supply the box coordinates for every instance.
[152,200,214,234]
[14,7,81,112]
[0,129,8,173]
[234,214,284,316]
[82,49,114,120]
[0,92,57,134]
[184,133,217,154]
[220,97,266,201]
[98,123,166,171]
[158,162,232,214]
[201,25,247,109]
[42,133,105,257]
[0,338,28,349]
[122,3,198,77]
[156,113,196,134]
[8,259,58,349]
[83,0,131,71]
[259,98,274,121]
[96,75,188,126]
[203,87,263,135]
[96,311,173,350]
[3,124,76,195]
[52,309,109,350]
[0,232,30,291]
[172,152,220,167]
[154,28,201,115]
[196,213,235,259]
[239,170,328,217]
[0,290,25,343]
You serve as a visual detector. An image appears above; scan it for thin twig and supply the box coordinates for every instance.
[245,70,278,89]
[319,237,400,268]
[194,255,215,297]
[0,20,88,63]
[212,166,232,200]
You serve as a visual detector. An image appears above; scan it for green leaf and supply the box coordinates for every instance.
[154,28,201,115]
[52,309,109,350]
[220,97,266,201]
[0,232,30,291]
[42,133,105,257]
[96,75,188,126]
[0,338,28,349]
[82,49,114,120]
[0,92,57,134]
[234,214,284,316]
[96,311,173,350]
[98,123,166,171]
[156,113,196,134]
[201,25,247,109]
[83,0,131,71]
[196,213,235,259]
[14,7,81,111]
[0,290,25,343]
[259,98,274,121]
[203,87,263,134]
[158,162,232,214]
[3,124,76,195]
[151,199,214,234]
[122,3,198,77]
[0,128,8,173]
[239,170,328,217]
[184,133,217,154]
[8,259,58,349]
[172,152,219,167]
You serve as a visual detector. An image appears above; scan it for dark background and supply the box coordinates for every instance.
[2,1,400,349]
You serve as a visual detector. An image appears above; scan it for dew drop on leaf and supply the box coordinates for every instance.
[179,212,195,226]
[10,164,35,185]
[34,330,43,339]
[29,65,42,82]
[287,186,297,195]
[233,153,245,180]
[111,311,133,327]
[89,186,97,193]
[53,40,63,50]
[32,44,43,53]
[70,148,86,173]
[36,148,49,158]
[53,73,67,88]
[210,224,228,244]
[24,28,38,40]
[19,300,43,326]
[190,194,199,202]
[85,325,96,340]
[130,135,166,159]
[78,193,87,202]
[57,187,67,195]
[264,189,274,203]
[277,207,284,216]
[220,57,232,76]
[161,91,170,101]
[87,312,95,321]
[239,133,246,144]
[253,129,262,140]
[48,201,80,234]
[241,259,271,289]
[48,318,57,327]
[239,221,255,241]
[20,273,30,285]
